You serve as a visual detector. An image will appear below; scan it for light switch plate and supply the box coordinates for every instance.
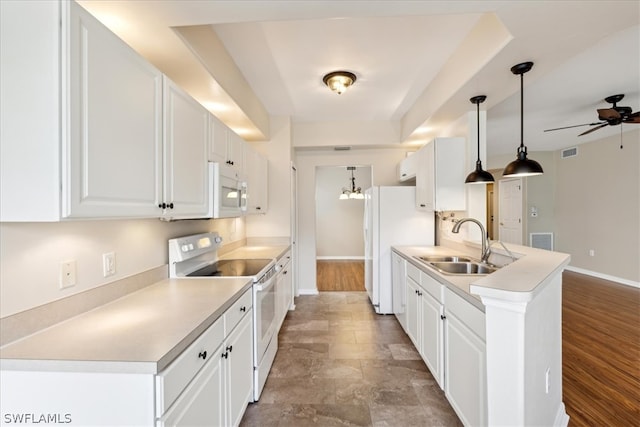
[103,252,116,277]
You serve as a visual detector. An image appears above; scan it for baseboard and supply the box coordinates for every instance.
[565,265,639,289]
[316,256,364,260]
[298,288,319,295]
[553,403,570,427]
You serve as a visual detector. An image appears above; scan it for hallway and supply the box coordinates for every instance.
[240,292,461,426]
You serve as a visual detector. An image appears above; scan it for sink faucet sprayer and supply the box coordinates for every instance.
[451,218,490,263]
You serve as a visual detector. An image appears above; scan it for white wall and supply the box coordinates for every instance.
[315,166,371,258]
[554,130,639,282]
[0,218,245,317]
[293,121,401,148]
[294,148,411,294]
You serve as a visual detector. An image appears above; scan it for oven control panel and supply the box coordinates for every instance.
[169,232,223,264]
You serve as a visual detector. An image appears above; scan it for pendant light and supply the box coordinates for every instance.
[465,95,494,184]
[503,61,544,177]
[339,166,364,200]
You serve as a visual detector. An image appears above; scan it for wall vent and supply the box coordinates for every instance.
[561,147,578,159]
[530,232,553,251]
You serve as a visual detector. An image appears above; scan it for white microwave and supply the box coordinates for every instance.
[208,162,246,218]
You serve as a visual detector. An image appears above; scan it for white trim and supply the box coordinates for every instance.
[297,288,319,295]
[316,256,364,260]
[565,265,640,289]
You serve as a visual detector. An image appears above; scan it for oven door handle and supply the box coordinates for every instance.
[253,275,276,292]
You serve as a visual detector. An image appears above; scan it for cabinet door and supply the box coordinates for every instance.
[420,291,444,388]
[398,153,417,181]
[208,114,228,164]
[227,131,245,173]
[245,146,268,214]
[405,277,421,350]
[225,311,253,427]
[445,311,486,427]
[392,253,407,331]
[162,78,209,218]
[415,143,435,211]
[158,346,224,427]
[434,137,466,211]
[64,1,163,218]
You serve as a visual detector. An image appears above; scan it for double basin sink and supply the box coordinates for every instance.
[414,255,499,275]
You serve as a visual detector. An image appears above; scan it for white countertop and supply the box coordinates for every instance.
[0,278,254,374]
[220,245,289,262]
[393,242,570,310]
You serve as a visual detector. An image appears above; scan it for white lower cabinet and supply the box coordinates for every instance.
[402,258,487,426]
[405,264,444,388]
[275,252,293,329]
[391,252,407,332]
[444,288,486,427]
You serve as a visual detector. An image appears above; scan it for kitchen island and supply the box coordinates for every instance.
[393,241,571,427]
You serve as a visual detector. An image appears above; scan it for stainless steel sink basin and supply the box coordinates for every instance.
[415,255,473,263]
[427,261,498,275]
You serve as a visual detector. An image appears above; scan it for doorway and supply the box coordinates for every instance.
[314,165,371,291]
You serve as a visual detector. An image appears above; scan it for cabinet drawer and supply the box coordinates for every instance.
[224,288,253,336]
[445,288,485,340]
[156,316,224,417]
[420,272,443,303]
[407,262,421,283]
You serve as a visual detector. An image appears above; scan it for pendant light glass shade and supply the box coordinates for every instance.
[465,95,494,184]
[503,62,543,178]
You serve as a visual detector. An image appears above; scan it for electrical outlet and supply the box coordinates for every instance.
[103,252,116,277]
[60,260,77,289]
[589,249,595,257]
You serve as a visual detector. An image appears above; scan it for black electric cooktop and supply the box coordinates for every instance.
[187,258,273,277]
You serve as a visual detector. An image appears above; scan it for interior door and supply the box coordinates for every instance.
[498,178,523,244]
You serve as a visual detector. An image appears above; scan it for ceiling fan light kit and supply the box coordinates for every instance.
[323,71,357,95]
[466,95,495,184]
[503,61,544,178]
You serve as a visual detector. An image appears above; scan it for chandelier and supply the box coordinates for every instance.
[339,166,364,200]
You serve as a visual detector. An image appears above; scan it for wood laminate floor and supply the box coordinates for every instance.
[562,270,640,427]
[317,260,365,292]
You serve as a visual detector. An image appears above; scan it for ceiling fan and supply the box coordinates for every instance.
[544,94,640,136]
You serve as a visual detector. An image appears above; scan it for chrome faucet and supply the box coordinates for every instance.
[451,218,490,263]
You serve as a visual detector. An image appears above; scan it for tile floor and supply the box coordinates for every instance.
[240,292,461,426]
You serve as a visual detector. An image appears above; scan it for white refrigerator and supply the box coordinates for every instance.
[364,186,434,314]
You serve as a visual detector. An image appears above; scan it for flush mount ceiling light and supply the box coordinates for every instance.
[323,71,356,95]
[339,166,364,200]
[465,95,495,184]
[503,61,544,178]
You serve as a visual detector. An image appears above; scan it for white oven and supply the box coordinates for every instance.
[168,232,279,401]
[209,162,247,218]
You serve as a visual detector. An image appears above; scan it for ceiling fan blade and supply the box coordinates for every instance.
[544,122,603,132]
[623,111,640,124]
[578,123,609,136]
[598,108,621,120]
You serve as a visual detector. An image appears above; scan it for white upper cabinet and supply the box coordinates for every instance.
[162,78,209,219]
[0,1,211,221]
[208,115,244,175]
[244,145,268,214]
[398,152,417,182]
[415,137,466,212]
[2,1,162,220]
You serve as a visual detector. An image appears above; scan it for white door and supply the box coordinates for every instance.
[291,164,299,298]
[498,178,523,244]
